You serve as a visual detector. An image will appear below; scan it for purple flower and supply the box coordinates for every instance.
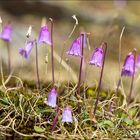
[19,41,34,59]
[44,88,57,108]
[62,107,73,123]
[89,47,104,67]
[38,25,51,45]
[121,53,135,76]
[66,35,82,57]
[0,24,12,42]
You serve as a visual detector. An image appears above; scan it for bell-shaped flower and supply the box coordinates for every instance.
[19,41,34,59]
[38,25,51,45]
[66,35,82,57]
[44,88,57,108]
[121,53,135,76]
[0,24,12,42]
[62,106,73,123]
[89,47,104,67]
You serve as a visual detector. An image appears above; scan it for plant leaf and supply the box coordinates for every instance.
[99,120,114,128]
[128,107,137,117]
[34,126,45,133]
[123,118,133,125]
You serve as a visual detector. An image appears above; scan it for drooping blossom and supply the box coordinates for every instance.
[19,41,34,59]
[121,53,135,76]
[62,106,73,123]
[44,88,57,108]
[66,35,82,57]
[89,47,104,67]
[38,25,51,45]
[0,24,12,42]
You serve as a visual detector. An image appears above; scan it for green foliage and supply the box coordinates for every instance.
[128,107,138,118]
[34,126,46,133]
[123,117,133,126]
[0,84,140,139]
[98,120,114,128]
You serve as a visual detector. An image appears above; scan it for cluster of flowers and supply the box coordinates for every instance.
[0,21,139,123]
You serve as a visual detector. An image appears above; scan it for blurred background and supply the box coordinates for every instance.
[0,0,140,96]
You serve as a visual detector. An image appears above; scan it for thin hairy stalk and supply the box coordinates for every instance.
[51,107,61,132]
[128,49,136,104]
[35,40,40,89]
[94,42,107,115]
[77,33,84,113]
[66,59,71,92]
[0,59,6,89]
[49,18,55,86]
[7,42,11,74]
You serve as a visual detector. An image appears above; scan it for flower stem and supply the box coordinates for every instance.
[77,33,84,113]
[128,49,136,104]
[49,18,55,87]
[7,42,11,74]
[35,40,40,89]
[93,42,107,115]
[51,107,61,132]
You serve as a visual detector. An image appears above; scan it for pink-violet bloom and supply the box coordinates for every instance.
[121,53,135,76]
[89,47,104,67]
[0,24,12,42]
[38,25,51,45]
[66,35,82,57]
[19,41,34,59]
[44,88,58,108]
[62,107,73,123]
